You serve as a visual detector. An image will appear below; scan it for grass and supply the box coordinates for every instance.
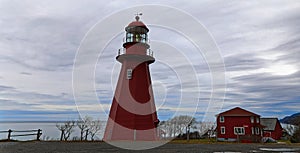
[170,138,300,145]
[277,139,292,144]
[170,138,218,144]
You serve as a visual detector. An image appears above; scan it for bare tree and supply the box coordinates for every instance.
[291,124,300,143]
[198,122,216,138]
[158,119,177,138]
[158,121,169,139]
[56,123,67,141]
[77,116,92,141]
[63,121,76,141]
[292,129,300,143]
[42,135,50,141]
[170,115,197,136]
[284,124,295,139]
[158,115,197,139]
[88,120,101,141]
[56,121,76,141]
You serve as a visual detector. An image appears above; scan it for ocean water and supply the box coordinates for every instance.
[0,122,105,141]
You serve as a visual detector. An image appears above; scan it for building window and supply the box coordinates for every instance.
[234,127,245,135]
[255,127,260,135]
[220,116,224,123]
[221,126,225,134]
[127,69,132,79]
[256,117,260,123]
[251,127,254,135]
[250,116,254,123]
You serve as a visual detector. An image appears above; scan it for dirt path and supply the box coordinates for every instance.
[0,141,300,153]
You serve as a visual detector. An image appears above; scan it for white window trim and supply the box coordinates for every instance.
[234,127,245,135]
[221,126,225,134]
[256,117,260,123]
[251,127,254,135]
[220,116,224,123]
[255,127,260,135]
[250,116,254,123]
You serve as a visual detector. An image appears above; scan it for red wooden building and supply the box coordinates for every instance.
[260,118,283,140]
[216,107,263,142]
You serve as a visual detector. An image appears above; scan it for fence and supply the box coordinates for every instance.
[0,129,42,141]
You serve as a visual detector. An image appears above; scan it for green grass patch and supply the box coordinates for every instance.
[170,138,217,144]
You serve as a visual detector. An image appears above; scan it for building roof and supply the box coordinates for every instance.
[217,107,260,117]
[261,118,281,131]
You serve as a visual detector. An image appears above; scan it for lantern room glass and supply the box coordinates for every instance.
[126,32,147,43]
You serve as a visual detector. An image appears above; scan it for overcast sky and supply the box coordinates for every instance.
[0,0,299,122]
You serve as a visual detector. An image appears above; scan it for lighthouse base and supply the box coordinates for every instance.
[104,139,168,150]
[103,118,159,141]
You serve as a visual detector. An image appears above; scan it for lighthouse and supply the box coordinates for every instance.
[103,14,159,141]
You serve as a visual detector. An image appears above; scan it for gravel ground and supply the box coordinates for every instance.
[0,141,300,153]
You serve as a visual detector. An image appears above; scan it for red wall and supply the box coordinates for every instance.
[263,121,283,140]
[103,57,158,141]
[217,116,261,139]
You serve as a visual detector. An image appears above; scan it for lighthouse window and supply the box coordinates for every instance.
[127,69,132,79]
[141,34,147,43]
[126,33,133,42]
[135,34,140,42]
[125,32,147,43]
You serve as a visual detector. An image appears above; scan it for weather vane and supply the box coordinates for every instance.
[135,12,143,21]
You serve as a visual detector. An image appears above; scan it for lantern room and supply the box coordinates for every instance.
[122,14,150,55]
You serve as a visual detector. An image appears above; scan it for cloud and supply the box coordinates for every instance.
[0,85,15,91]
[20,72,32,75]
[0,1,299,122]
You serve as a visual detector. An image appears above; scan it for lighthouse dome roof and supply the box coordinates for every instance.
[126,21,149,32]
[128,21,146,27]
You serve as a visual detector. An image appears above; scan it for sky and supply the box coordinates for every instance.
[0,0,299,122]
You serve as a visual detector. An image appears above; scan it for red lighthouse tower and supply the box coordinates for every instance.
[103,14,159,141]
